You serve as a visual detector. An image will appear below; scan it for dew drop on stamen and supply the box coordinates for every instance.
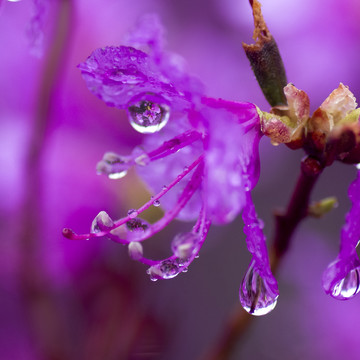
[153,199,161,207]
[127,99,170,134]
[127,209,139,218]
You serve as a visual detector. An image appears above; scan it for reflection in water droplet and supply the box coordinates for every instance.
[239,261,278,316]
[147,259,182,281]
[331,267,360,300]
[153,199,161,207]
[128,99,170,134]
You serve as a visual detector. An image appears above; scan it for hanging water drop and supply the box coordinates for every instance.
[331,267,360,300]
[239,261,278,316]
[153,199,161,207]
[127,96,170,134]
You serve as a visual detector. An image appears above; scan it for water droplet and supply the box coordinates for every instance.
[130,56,136,61]
[91,211,114,233]
[147,260,181,280]
[96,152,131,179]
[239,262,278,316]
[356,163,360,170]
[162,185,168,191]
[128,242,143,260]
[150,277,158,282]
[127,209,138,219]
[171,233,200,260]
[331,267,360,300]
[182,267,188,273]
[127,97,170,134]
[159,260,180,279]
[153,199,161,207]
[184,166,189,172]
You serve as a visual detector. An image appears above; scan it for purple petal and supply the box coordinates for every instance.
[242,191,278,292]
[323,168,360,297]
[202,100,262,223]
[78,46,190,111]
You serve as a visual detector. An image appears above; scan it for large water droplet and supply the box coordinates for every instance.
[171,233,200,260]
[127,97,170,134]
[153,199,161,207]
[96,152,131,179]
[239,262,278,316]
[331,267,360,300]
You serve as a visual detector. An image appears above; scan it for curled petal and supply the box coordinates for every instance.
[79,46,190,111]
[202,100,262,223]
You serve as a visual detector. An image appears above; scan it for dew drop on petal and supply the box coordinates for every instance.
[330,267,360,300]
[128,99,170,134]
[239,262,278,316]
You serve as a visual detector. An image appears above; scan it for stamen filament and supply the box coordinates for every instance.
[63,155,204,240]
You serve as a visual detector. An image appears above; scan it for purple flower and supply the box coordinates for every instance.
[64,14,278,315]
[322,167,360,299]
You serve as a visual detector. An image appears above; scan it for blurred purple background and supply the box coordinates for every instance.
[1,0,360,359]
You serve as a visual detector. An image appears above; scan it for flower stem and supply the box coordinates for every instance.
[200,156,324,360]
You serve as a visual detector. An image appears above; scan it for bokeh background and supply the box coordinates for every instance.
[1,0,360,359]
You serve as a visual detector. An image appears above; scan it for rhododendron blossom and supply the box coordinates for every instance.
[63,14,279,315]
